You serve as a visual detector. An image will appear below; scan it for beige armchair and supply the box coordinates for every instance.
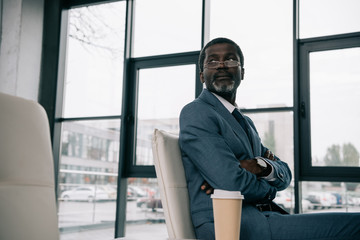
[152,129,196,239]
[0,92,59,240]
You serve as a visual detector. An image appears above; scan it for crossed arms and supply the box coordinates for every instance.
[201,150,277,195]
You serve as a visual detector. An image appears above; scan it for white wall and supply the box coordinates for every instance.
[0,0,44,101]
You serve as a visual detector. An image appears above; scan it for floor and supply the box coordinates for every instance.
[60,222,168,240]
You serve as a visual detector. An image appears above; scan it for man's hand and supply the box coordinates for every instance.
[239,159,263,175]
[264,150,276,161]
[200,181,214,195]
[241,150,276,177]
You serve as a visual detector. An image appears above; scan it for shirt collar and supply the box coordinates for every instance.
[209,91,238,113]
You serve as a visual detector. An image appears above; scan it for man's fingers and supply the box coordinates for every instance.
[201,181,214,195]
[264,150,276,161]
[201,181,210,190]
[268,152,275,161]
[264,150,270,158]
[206,188,214,195]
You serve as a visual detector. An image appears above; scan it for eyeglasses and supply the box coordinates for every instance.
[204,60,240,69]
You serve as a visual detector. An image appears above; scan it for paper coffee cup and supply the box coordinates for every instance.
[211,190,244,240]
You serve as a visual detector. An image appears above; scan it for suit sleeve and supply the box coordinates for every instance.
[179,103,277,203]
[260,144,292,191]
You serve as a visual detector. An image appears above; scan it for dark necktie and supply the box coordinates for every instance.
[232,109,252,143]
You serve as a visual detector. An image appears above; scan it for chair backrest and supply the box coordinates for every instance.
[152,129,196,239]
[0,92,59,240]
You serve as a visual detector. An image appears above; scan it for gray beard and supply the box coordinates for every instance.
[212,81,235,94]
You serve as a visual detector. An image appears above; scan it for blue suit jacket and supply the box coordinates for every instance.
[179,89,292,238]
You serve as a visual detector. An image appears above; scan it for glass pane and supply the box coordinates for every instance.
[63,2,126,118]
[126,178,167,239]
[58,119,120,240]
[310,48,360,167]
[132,0,202,57]
[247,111,294,175]
[247,111,295,213]
[135,65,196,165]
[300,0,360,39]
[274,188,296,214]
[302,181,360,213]
[209,0,293,108]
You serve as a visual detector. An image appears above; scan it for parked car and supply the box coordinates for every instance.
[346,193,360,206]
[136,194,162,211]
[348,196,360,206]
[101,185,117,201]
[305,192,336,209]
[127,185,148,201]
[274,191,313,213]
[60,186,110,202]
[274,191,293,212]
[301,199,313,212]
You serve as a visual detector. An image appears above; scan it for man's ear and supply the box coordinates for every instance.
[200,72,205,83]
[241,68,245,80]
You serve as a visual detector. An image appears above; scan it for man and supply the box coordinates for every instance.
[179,37,360,240]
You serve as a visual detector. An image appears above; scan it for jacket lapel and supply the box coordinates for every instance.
[198,90,254,157]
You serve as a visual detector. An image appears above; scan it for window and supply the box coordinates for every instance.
[38,0,360,239]
[132,0,202,57]
[297,0,360,213]
[55,2,126,239]
[298,35,360,181]
[247,111,294,175]
[53,0,200,238]
[299,0,360,39]
[135,65,196,165]
[58,120,121,238]
[63,2,125,118]
[302,181,360,213]
[125,178,168,239]
[310,48,360,167]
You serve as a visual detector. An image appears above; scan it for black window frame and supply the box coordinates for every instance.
[298,32,360,183]
[123,52,202,178]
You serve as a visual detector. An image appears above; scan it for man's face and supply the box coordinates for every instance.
[200,43,243,96]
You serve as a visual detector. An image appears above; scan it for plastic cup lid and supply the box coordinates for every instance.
[211,189,244,199]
